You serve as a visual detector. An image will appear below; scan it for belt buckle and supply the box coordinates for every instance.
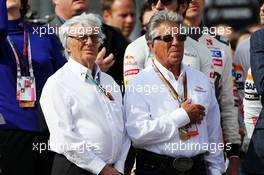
[172,157,194,172]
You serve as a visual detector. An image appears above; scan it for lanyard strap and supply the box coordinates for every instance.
[7,31,34,78]
[86,74,114,101]
[152,59,187,105]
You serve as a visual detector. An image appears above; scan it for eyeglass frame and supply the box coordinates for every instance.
[68,34,100,44]
[153,34,187,43]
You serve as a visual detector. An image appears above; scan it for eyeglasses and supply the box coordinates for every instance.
[150,0,174,6]
[153,34,187,42]
[68,34,99,43]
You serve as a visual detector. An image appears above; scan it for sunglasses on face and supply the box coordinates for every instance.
[150,0,174,6]
[153,34,187,42]
[68,34,99,43]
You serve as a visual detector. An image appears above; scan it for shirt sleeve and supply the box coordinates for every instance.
[40,79,106,175]
[0,0,7,41]
[219,46,241,145]
[124,82,190,147]
[113,131,131,173]
[204,83,225,175]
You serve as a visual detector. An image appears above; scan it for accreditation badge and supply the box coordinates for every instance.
[16,76,36,108]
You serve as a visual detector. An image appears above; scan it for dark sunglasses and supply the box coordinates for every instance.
[153,34,187,42]
[149,0,174,6]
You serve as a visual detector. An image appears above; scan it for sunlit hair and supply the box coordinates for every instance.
[145,11,184,43]
[59,13,105,59]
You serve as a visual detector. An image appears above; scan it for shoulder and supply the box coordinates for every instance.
[251,28,264,43]
[126,66,153,85]
[214,34,229,46]
[185,66,210,84]
[126,35,147,50]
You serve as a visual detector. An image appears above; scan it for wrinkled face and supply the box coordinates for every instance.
[149,22,185,69]
[53,0,89,16]
[7,0,21,10]
[67,23,100,66]
[151,0,179,13]
[185,0,205,19]
[260,3,264,25]
[105,0,136,38]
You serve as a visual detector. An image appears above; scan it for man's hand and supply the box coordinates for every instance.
[226,157,239,175]
[96,47,115,72]
[100,165,121,175]
[181,98,205,124]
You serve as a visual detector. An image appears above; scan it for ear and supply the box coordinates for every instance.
[148,42,155,53]
[102,10,111,22]
[53,0,59,5]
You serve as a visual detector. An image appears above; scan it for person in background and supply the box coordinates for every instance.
[233,0,264,156]
[40,13,130,175]
[123,0,214,87]
[102,0,136,40]
[242,26,264,175]
[51,0,129,87]
[125,11,225,175]
[184,0,241,174]
[0,0,66,175]
[139,1,154,36]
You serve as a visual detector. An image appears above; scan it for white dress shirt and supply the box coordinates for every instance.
[40,57,130,175]
[124,59,225,175]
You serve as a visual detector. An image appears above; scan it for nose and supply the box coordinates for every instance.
[126,14,134,24]
[261,4,264,11]
[154,0,165,11]
[84,36,94,45]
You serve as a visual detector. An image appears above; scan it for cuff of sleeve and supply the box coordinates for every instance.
[207,168,222,175]
[114,161,125,174]
[170,108,190,127]
[226,144,241,158]
[88,158,106,175]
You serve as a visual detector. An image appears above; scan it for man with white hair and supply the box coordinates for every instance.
[125,11,225,175]
[40,13,130,175]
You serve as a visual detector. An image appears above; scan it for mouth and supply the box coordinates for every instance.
[73,0,86,4]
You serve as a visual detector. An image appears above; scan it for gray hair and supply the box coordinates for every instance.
[59,13,105,59]
[145,11,185,43]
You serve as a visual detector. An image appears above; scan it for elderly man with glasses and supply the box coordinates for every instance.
[40,13,130,175]
[124,11,225,175]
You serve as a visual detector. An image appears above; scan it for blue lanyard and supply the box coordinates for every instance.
[86,74,114,101]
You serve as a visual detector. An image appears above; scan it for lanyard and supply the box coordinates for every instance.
[86,74,114,101]
[7,31,34,78]
[152,59,187,105]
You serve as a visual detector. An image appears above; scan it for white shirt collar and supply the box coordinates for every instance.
[153,58,186,82]
[68,57,101,82]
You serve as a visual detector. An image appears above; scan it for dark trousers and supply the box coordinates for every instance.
[135,149,207,175]
[52,153,93,175]
[0,129,54,175]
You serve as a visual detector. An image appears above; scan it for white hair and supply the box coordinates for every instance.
[59,13,105,59]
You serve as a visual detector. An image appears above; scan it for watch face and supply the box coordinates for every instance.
[173,157,194,172]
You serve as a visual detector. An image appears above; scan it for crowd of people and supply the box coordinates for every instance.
[0,0,264,175]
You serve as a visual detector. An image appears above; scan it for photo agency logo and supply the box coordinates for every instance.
[163,24,232,37]
[32,24,100,37]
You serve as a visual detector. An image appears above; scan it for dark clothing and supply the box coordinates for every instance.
[0,129,54,175]
[242,28,264,174]
[0,2,66,131]
[135,149,206,175]
[49,16,129,89]
[51,153,93,175]
[100,23,129,88]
